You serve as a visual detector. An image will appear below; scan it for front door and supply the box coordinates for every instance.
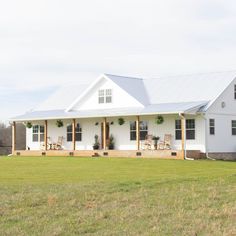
[101,122,109,148]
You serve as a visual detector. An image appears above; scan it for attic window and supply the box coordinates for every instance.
[98,89,112,104]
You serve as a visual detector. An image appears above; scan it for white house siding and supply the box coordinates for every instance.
[206,77,236,152]
[26,115,205,152]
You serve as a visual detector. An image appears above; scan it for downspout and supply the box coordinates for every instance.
[201,114,215,160]
[179,113,194,161]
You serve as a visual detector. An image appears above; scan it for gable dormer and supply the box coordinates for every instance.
[66,74,147,111]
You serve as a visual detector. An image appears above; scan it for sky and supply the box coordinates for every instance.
[1,0,236,122]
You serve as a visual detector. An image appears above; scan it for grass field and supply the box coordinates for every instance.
[0,156,235,236]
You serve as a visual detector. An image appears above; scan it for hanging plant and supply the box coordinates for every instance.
[118,117,125,125]
[155,115,164,125]
[56,120,64,127]
[26,122,32,129]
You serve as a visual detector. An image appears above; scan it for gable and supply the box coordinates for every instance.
[69,75,145,111]
[206,77,236,114]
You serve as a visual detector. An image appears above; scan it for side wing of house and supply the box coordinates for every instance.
[205,77,236,152]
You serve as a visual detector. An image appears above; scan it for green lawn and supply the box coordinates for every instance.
[0,156,235,236]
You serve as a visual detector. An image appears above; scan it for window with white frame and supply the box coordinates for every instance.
[130,121,148,141]
[232,120,236,135]
[186,119,195,140]
[175,120,182,140]
[98,89,112,104]
[175,119,195,140]
[67,123,82,142]
[75,123,82,141]
[209,119,215,135]
[106,89,112,103]
[32,125,44,142]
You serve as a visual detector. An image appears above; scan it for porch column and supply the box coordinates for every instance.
[72,119,76,151]
[12,121,16,154]
[44,120,48,151]
[181,114,185,160]
[136,116,140,150]
[103,118,107,150]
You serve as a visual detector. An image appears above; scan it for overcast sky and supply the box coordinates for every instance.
[1,0,236,121]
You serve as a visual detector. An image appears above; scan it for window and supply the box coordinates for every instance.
[186,119,195,140]
[234,85,236,99]
[130,121,136,140]
[32,125,44,142]
[209,119,215,135]
[106,89,112,103]
[75,123,82,141]
[67,123,82,142]
[140,121,148,140]
[98,90,105,104]
[232,120,236,135]
[67,124,73,142]
[175,120,182,140]
[98,89,112,104]
[175,119,195,140]
[130,121,148,141]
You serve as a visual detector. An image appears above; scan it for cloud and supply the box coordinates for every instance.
[1,0,236,119]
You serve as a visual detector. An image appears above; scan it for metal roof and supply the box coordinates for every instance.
[12,101,208,121]
[11,71,236,121]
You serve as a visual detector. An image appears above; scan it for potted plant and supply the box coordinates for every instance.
[93,135,100,150]
[108,134,115,150]
[118,117,125,125]
[152,136,160,150]
[56,120,64,128]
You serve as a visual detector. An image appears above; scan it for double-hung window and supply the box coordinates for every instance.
[175,119,195,140]
[130,121,148,141]
[67,123,82,142]
[186,119,195,140]
[209,119,215,135]
[32,125,44,142]
[232,120,236,135]
[175,120,182,140]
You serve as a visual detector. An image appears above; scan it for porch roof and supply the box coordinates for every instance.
[11,101,208,121]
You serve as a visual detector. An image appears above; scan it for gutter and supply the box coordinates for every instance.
[201,113,215,160]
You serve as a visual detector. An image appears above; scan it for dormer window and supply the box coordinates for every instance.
[98,89,112,104]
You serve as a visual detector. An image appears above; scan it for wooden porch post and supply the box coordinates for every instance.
[12,121,16,154]
[44,120,48,151]
[103,118,107,150]
[136,116,140,150]
[181,115,185,160]
[72,119,76,151]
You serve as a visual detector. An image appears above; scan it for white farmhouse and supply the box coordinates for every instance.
[11,72,236,160]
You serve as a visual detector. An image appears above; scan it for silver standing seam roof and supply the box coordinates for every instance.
[11,71,236,121]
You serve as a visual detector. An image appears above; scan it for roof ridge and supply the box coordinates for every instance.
[105,73,143,80]
[144,70,236,80]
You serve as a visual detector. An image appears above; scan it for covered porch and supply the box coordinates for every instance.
[11,113,191,159]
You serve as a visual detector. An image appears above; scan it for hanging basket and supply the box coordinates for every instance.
[56,120,64,128]
[155,115,164,125]
[26,122,32,129]
[118,117,125,125]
